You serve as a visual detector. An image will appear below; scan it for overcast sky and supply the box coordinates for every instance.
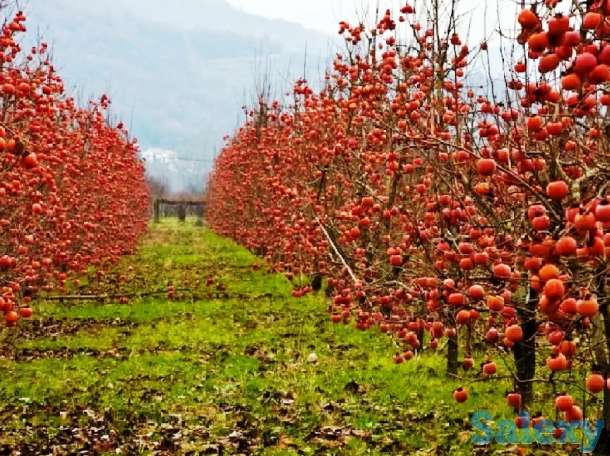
[226,0,519,43]
[226,0,364,35]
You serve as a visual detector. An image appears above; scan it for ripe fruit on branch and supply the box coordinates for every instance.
[583,12,602,29]
[548,330,565,345]
[574,212,596,232]
[527,204,546,220]
[527,116,543,131]
[487,295,505,311]
[532,215,550,231]
[539,264,560,282]
[577,298,599,317]
[389,254,403,266]
[590,64,610,83]
[468,284,485,300]
[587,374,605,394]
[528,33,549,52]
[449,293,467,307]
[507,392,522,409]
[574,53,597,75]
[555,237,577,256]
[473,252,489,265]
[546,181,569,200]
[506,324,523,343]
[547,353,569,371]
[476,158,496,176]
[456,309,471,325]
[546,122,563,136]
[566,405,583,421]
[555,394,574,412]
[5,310,18,325]
[485,328,499,343]
[19,307,32,318]
[595,199,610,222]
[559,340,577,357]
[518,9,539,29]
[493,263,512,279]
[560,298,578,314]
[539,54,560,73]
[21,153,37,169]
[561,73,581,90]
[543,279,565,300]
[482,361,497,376]
[539,295,559,315]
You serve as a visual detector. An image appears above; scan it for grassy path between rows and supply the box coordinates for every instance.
[0,219,549,455]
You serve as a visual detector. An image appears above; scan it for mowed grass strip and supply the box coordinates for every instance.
[0,219,563,455]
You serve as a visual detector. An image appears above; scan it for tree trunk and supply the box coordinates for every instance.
[594,300,610,455]
[416,326,425,354]
[592,268,609,455]
[513,288,537,407]
[447,332,458,377]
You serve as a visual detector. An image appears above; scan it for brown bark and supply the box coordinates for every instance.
[513,288,537,407]
[594,293,610,455]
[447,331,459,377]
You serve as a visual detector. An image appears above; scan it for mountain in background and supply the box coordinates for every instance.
[23,0,335,192]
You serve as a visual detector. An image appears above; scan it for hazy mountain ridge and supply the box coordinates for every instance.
[23,0,334,192]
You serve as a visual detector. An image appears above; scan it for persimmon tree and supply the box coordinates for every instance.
[207,0,610,452]
[208,0,503,382]
[0,7,149,325]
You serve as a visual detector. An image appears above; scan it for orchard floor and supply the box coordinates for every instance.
[0,219,577,455]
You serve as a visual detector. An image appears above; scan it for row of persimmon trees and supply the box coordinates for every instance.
[0,7,150,324]
[207,0,610,451]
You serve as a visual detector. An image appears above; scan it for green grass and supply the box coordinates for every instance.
[0,218,580,455]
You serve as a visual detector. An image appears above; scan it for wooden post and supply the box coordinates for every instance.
[177,204,186,222]
[153,198,160,223]
[195,203,203,226]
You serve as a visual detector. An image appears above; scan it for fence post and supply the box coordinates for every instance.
[196,203,204,226]
[177,204,186,222]
[153,199,160,223]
